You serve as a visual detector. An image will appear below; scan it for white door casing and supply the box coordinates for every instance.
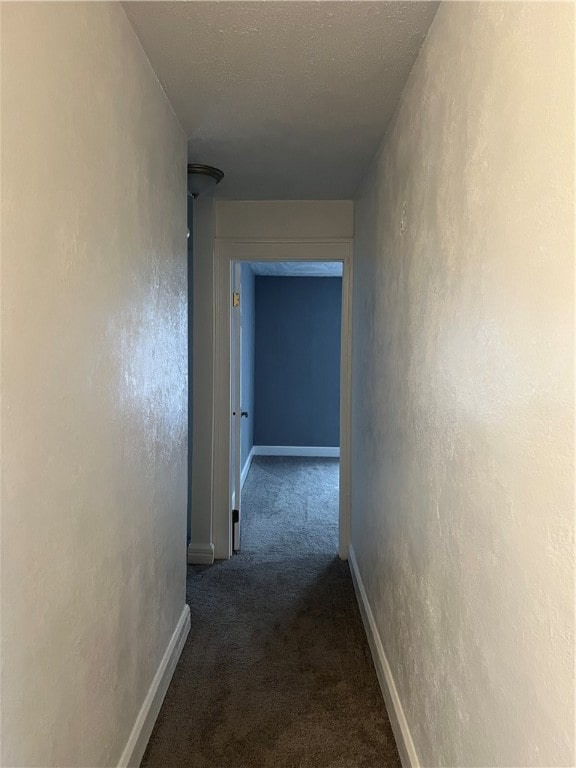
[213,239,353,561]
[231,261,242,551]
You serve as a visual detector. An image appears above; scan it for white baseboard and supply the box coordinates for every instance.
[187,542,215,565]
[253,445,340,458]
[348,546,419,768]
[118,604,190,768]
[233,448,255,510]
[241,447,254,488]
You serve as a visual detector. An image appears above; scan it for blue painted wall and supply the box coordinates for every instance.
[254,276,341,447]
[240,264,255,470]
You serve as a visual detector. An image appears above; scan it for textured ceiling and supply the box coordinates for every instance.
[249,262,343,277]
[124,1,438,199]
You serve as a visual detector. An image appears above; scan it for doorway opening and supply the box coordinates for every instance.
[213,238,352,561]
[230,262,343,554]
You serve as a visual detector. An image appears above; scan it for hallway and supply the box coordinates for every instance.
[142,458,400,768]
[2,3,573,765]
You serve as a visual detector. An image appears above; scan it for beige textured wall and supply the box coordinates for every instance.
[1,3,188,765]
[352,2,574,766]
[189,196,216,563]
[215,201,354,239]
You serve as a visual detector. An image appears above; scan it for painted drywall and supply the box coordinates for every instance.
[351,2,574,766]
[241,264,255,470]
[255,277,341,447]
[216,201,353,240]
[188,195,216,564]
[187,194,194,543]
[1,4,188,766]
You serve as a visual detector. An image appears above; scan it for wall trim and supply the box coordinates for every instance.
[187,542,215,565]
[241,447,255,488]
[117,604,190,768]
[232,447,256,509]
[253,445,340,458]
[214,237,352,244]
[348,546,420,768]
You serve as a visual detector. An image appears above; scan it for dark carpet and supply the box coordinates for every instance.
[141,457,401,768]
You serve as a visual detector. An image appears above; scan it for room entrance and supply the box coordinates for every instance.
[230,261,343,553]
[213,239,352,561]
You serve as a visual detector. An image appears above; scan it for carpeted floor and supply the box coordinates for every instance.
[141,457,401,768]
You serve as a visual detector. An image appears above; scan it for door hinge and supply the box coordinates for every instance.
[232,291,240,308]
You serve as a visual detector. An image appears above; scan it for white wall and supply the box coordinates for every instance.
[216,200,353,240]
[188,201,353,562]
[1,4,188,766]
[188,196,216,565]
[351,3,574,766]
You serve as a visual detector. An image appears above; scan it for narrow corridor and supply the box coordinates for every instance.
[142,457,400,767]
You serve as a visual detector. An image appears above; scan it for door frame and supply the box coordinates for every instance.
[212,238,353,560]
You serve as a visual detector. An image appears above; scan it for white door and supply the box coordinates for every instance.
[231,262,242,551]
